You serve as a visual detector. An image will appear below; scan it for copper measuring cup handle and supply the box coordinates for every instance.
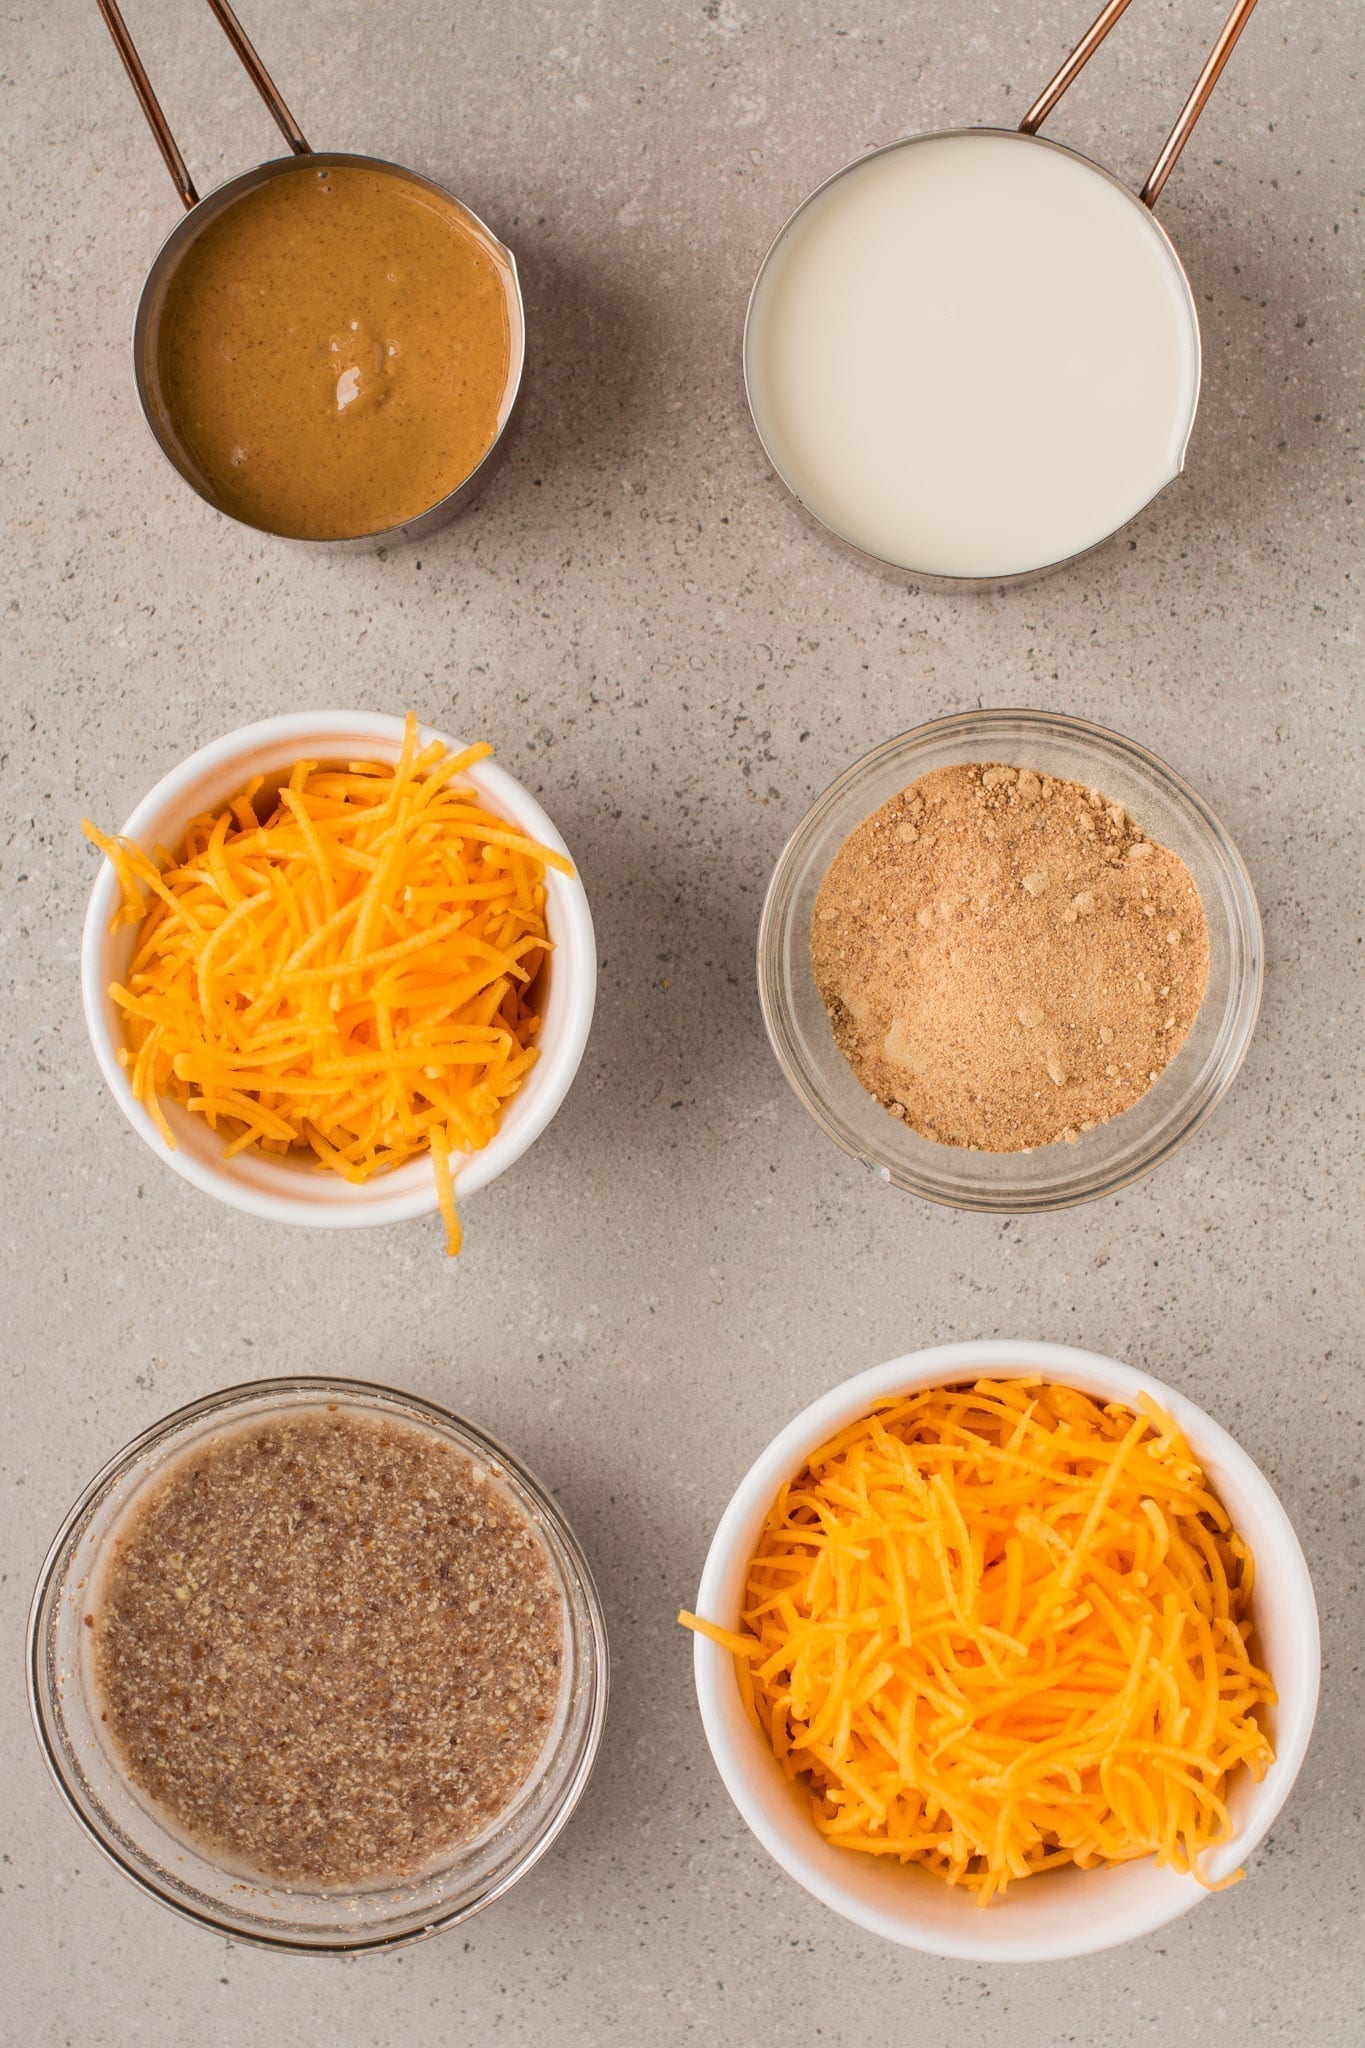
[1018,0,1260,207]
[96,0,310,211]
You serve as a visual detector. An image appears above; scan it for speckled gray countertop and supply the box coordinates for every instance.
[2,2,1361,2043]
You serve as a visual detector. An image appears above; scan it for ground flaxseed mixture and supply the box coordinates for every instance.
[89,1409,564,1891]
[811,763,1209,1150]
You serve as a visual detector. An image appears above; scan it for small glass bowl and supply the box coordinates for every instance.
[757,709,1262,1211]
[27,1378,609,1955]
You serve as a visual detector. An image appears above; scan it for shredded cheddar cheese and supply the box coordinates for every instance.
[681,1379,1275,1903]
[84,713,571,1254]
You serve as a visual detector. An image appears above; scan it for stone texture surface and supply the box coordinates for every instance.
[1,2,1360,2043]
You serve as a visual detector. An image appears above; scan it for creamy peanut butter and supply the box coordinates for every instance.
[151,162,515,539]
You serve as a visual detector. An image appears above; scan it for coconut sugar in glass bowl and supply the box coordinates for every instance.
[27,1378,609,1954]
[757,709,1262,1212]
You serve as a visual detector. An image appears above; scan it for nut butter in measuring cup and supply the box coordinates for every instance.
[98,0,525,544]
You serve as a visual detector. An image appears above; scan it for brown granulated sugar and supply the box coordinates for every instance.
[90,1409,564,1892]
[811,763,1210,1151]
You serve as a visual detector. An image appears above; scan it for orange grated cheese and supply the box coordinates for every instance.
[83,713,572,1255]
[681,1379,1275,1903]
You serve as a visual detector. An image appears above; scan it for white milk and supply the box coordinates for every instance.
[745,131,1200,579]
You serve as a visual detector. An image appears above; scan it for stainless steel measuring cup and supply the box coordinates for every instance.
[98,0,526,545]
[743,0,1260,585]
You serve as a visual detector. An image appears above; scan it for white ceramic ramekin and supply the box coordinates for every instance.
[690,1339,1320,1962]
[80,712,596,1229]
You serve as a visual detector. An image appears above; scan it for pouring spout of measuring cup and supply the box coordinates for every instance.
[1019,0,1261,208]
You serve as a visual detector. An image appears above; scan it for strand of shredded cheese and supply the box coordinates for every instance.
[84,714,572,1254]
[681,1379,1275,1903]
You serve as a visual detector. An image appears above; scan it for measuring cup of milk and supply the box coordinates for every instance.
[744,0,1259,583]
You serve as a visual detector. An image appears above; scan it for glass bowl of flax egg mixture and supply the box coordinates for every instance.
[28,1379,608,1953]
[757,709,1262,1212]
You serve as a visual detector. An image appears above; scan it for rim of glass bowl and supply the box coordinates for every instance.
[27,1377,610,1955]
[756,708,1263,1212]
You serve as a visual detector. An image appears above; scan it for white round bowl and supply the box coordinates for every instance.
[81,712,596,1229]
[691,1339,1320,1962]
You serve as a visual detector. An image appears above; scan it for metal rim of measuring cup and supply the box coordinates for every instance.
[131,152,528,549]
[741,127,1204,591]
